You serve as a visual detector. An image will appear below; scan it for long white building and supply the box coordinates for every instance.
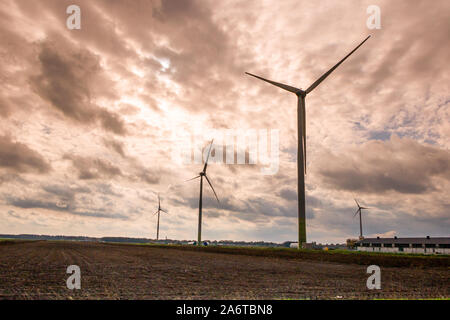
[356,236,450,255]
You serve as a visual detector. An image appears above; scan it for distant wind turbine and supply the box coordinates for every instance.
[246,36,370,247]
[154,193,168,240]
[354,199,369,240]
[186,140,220,245]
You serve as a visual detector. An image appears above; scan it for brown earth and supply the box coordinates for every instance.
[0,241,448,300]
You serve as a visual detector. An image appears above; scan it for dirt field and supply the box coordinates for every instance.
[0,241,448,299]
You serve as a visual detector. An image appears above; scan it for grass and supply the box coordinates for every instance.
[316,248,448,258]
[281,296,450,300]
[132,242,449,258]
[0,238,35,245]
[373,297,450,300]
[105,242,450,268]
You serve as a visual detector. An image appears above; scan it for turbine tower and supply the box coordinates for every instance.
[246,36,370,248]
[354,199,369,240]
[154,194,168,240]
[187,140,220,245]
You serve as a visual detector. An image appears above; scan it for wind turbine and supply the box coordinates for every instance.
[186,140,220,245]
[153,193,168,240]
[245,36,370,247]
[353,199,369,240]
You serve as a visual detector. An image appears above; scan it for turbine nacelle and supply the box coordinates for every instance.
[295,89,306,98]
[354,198,369,213]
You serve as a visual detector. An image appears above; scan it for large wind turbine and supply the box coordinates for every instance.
[353,199,369,240]
[246,36,370,247]
[187,140,220,245]
[153,194,168,240]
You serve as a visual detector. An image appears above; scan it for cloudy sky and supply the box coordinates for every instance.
[0,0,449,243]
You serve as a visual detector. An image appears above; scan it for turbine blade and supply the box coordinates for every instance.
[185,175,201,182]
[204,175,219,203]
[353,209,360,217]
[305,36,370,94]
[245,72,300,94]
[361,207,369,210]
[203,140,214,173]
[161,209,168,214]
[153,210,159,216]
[354,198,360,208]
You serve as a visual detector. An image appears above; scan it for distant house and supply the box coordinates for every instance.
[356,237,450,255]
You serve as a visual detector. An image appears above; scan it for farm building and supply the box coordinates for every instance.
[356,236,450,255]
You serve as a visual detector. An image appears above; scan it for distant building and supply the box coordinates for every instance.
[289,242,346,250]
[356,237,450,255]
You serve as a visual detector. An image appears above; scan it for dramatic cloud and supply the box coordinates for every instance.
[315,135,450,194]
[103,138,126,158]
[0,135,51,174]
[0,0,448,242]
[0,98,12,118]
[31,39,127,135]
[63,154,123,180]
[6,196,128,219]
[278,188,297,202]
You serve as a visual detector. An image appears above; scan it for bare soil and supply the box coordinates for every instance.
[0,241,448,299]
